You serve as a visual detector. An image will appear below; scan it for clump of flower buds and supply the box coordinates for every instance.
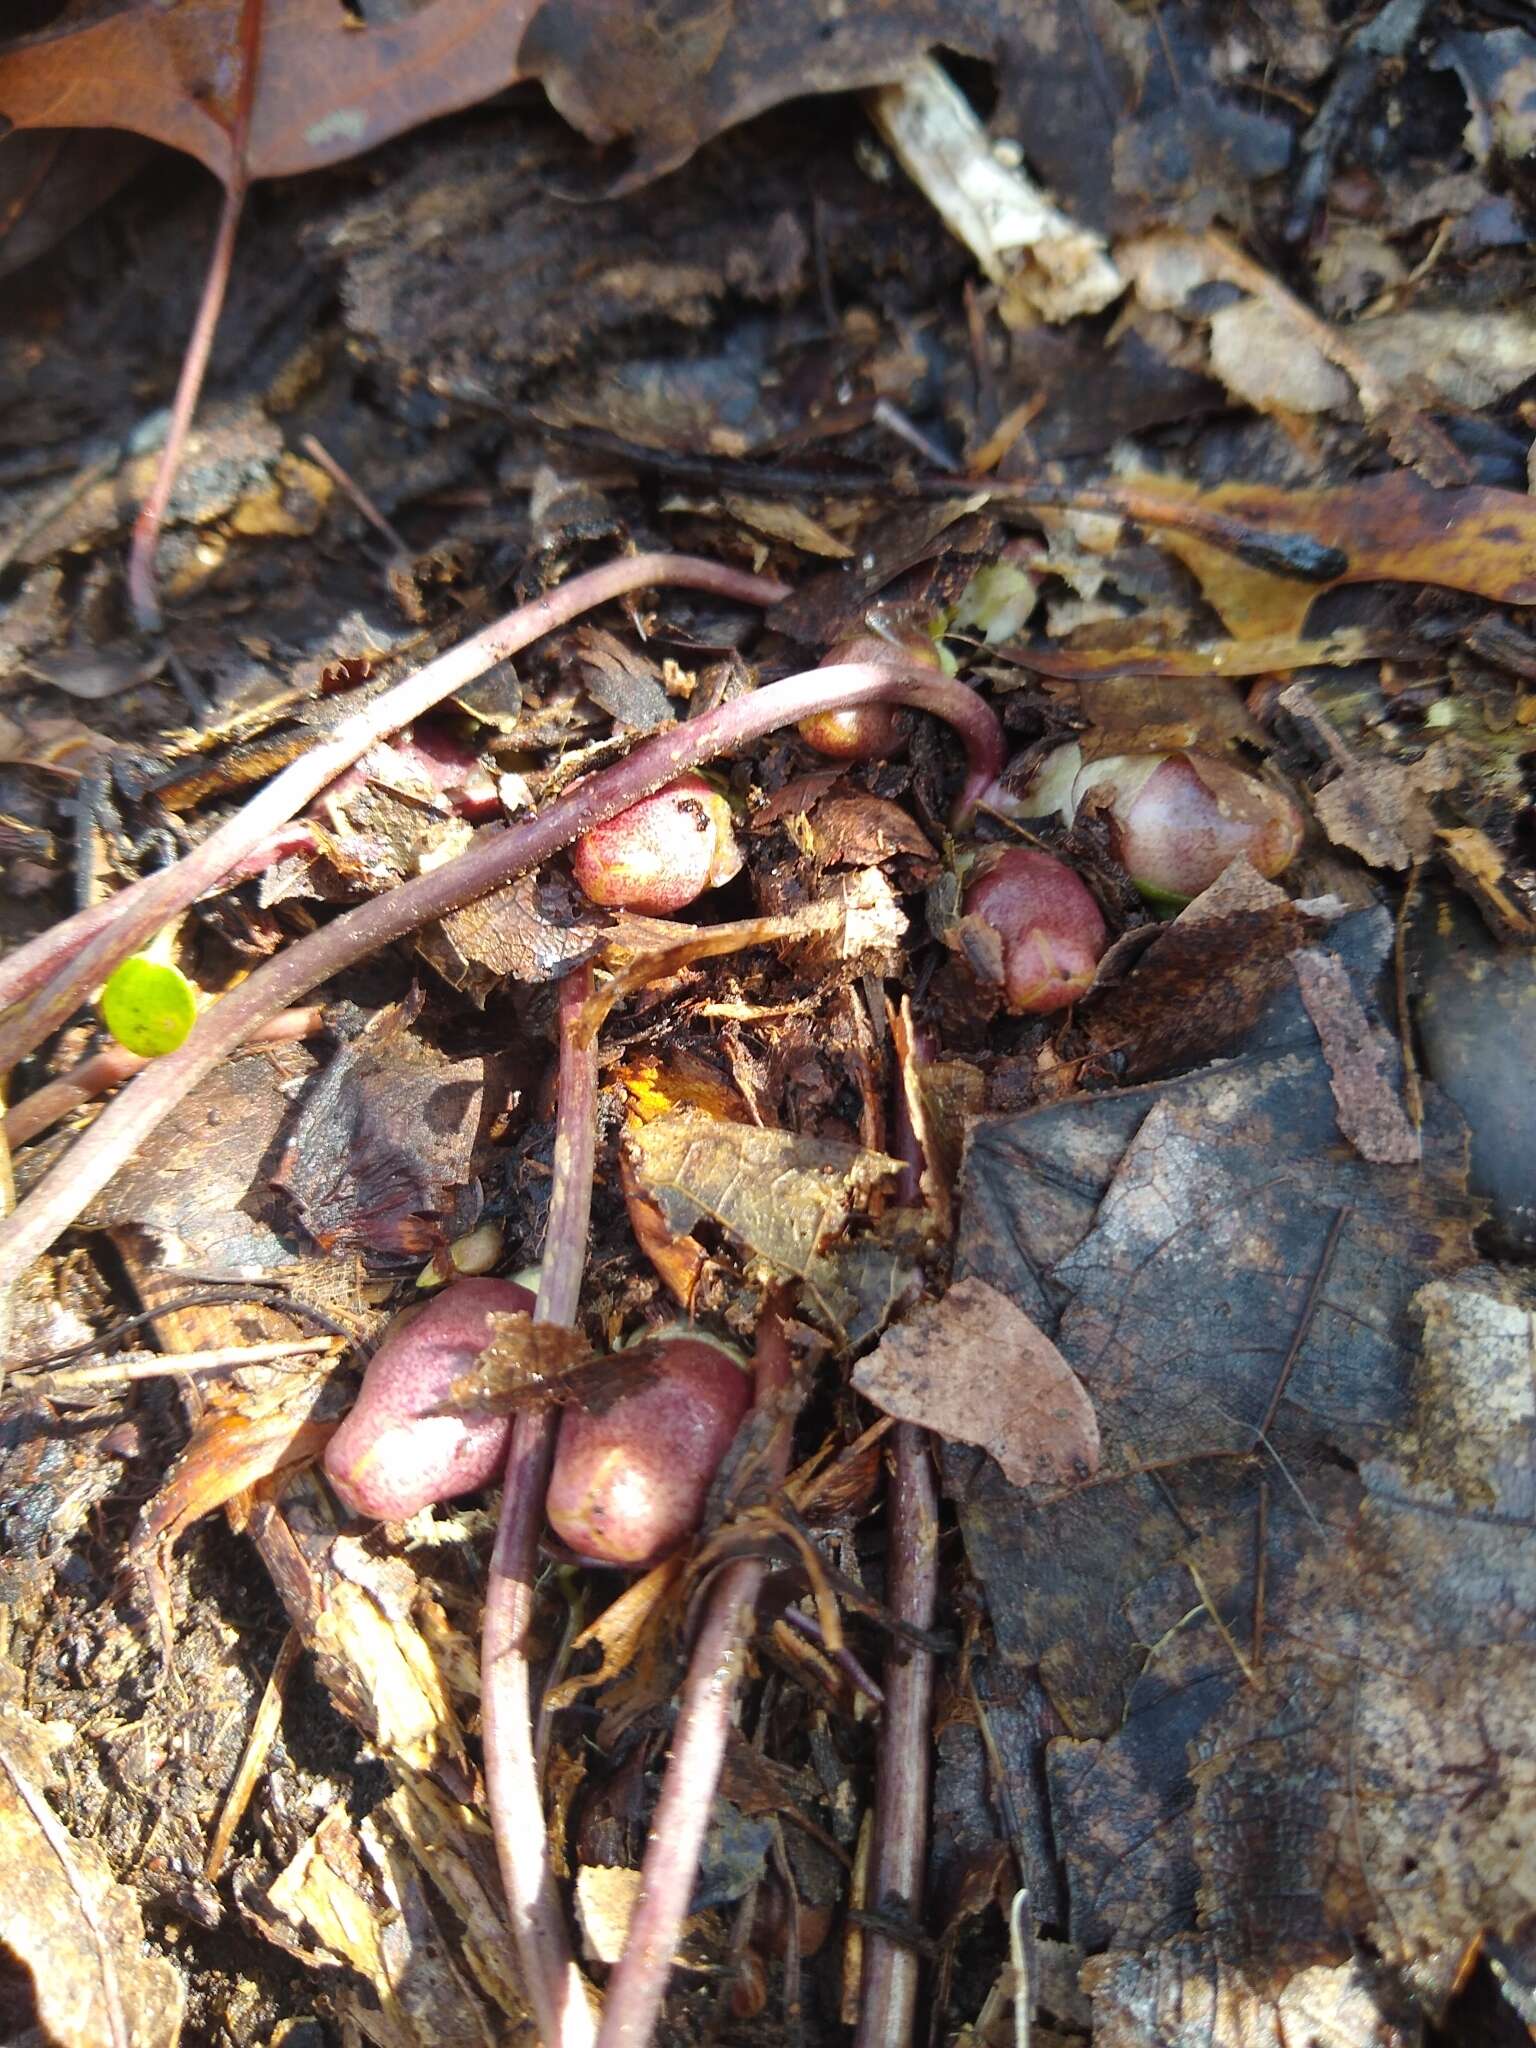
[324,1276,534,1519]
[961,847,1107,1013]
[571,773,742,913]
[545,1328,751,1566]
[986,746,1302,905]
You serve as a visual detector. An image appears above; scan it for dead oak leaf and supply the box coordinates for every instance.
[1189,1266,1536,2001]
[1085,1943,1411,2048]
[0,0,539,184]
[852,1277,1099,1492]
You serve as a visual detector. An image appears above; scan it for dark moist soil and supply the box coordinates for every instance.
[3,20,1535,2046]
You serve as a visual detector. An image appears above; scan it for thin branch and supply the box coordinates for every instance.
[0,554,790,1059]
[596,1306,797,2048]
[482,966,599,2048]
[204,1627,301,1882]
[126,0,265,633]
[13,1337,332,1395]
[2,1005,323,1149]
[299,433,409,555]
[0,657,1003,1274]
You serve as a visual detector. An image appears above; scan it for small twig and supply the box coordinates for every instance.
[1393,856,1424,1129]
[205,1627,301,1882]
[596,1304,797,2048]
[482,966,599,2048]
[779,1605,886,1709]
[1251,1479,1270,1673]
[2,1005,324,1149]
[299,433,410,556]
[0,655,1003,1275]
[13,1337,332,1396]
[1255,1203,1350,1443]
[1183,1555,1259,1689]
[0,553,790,1060]
[126,0,264,632]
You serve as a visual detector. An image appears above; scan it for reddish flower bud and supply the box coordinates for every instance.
[797,631,934,761]
[545,1332,751,1566]
[1073,752,1302,905]
[571,773,742,913]
[323,1276,533,1519]
[962,847,1107,1014]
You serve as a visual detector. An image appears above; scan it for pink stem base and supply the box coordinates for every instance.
[482,968,599,2048]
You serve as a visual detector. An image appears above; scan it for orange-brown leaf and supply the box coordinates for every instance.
[0,0,537,184]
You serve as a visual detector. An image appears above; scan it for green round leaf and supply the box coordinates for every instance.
[100,955,198,1057]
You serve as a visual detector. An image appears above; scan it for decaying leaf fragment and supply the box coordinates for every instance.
[131,1378,334,1558]
[1116,470,1536,640]
[868,58,1123,325]
[258,1805,499,2047]
[1293,946,1419,1165]
[852,1277,1099,1492]
[272,995,486,1257]
[442,1312,594,1415]
[0,1667,186,2048]
[626,1108,914,1342]
[0,0,539,184]
[1084,1943,1411,2048]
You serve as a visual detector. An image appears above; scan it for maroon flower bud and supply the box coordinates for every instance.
[323,1276,533,1519]
[798,631,932,762]
[961,847,1107,1013]
[571,773,742,913]
[545,1331,751,1566]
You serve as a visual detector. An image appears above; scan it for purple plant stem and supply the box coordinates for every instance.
[0,554,790,1058]
[854,1424,937,2048]
[595,1310,796,2048]
[482,965,599,2048]
[854,1020,939,2048]
[125,0,264,636]
[0,658,1003,1275]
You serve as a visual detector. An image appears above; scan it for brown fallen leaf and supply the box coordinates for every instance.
[804,791,937,869]
[543,1559,687,1715]
[1189,1265,1536,2005]
[1113,470,1536,640]
[1085,1944,1411,2048]
[0,0,539,183]
[851,1277,1099,1493]
[131,1392,334,1558]
[1293,947,1419,1165]
[0,1665,186,2048]
[1281,685,1455,870]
